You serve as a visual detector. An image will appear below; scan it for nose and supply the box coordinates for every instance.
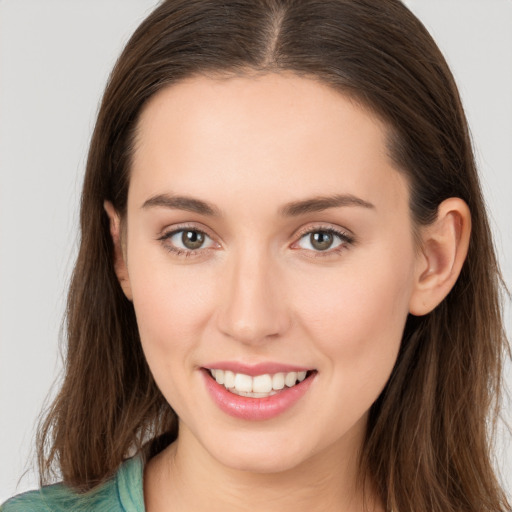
[216,249,291,345]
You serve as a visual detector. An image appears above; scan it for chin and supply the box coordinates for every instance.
[217,448,306,474]
[201,429,320,475]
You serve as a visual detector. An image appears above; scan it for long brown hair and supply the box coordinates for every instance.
[37,1,510,510]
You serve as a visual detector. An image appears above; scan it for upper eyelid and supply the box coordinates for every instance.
[293,223,354,240]
[159,223,216,240]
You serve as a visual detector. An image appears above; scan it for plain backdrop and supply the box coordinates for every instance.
[1,0,511,501]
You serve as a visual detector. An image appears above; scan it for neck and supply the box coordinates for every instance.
[144,423,383,512]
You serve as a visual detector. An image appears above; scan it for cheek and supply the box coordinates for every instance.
[292,246,415,376]
[126,248,218,361]
[288,248,416,436]
[126,259,222,414]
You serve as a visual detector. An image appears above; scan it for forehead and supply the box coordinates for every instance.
[130,72,408,216]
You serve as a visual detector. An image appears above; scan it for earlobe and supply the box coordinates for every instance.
[409,198,471,316]
[104,201,133,301]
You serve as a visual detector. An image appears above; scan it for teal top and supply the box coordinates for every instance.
[0,455,145,512]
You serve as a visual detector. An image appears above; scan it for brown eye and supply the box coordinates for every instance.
[310,231,334,251]
[181,230,205,250]
[295,228,351,254]
[161,228,216,254]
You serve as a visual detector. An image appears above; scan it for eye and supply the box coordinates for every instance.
[159,228,217,255]
[294,227,354,254]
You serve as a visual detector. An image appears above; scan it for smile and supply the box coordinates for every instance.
[208,369,308,398]
[202,366,317,421]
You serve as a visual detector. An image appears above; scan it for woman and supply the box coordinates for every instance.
[2,0,510,511]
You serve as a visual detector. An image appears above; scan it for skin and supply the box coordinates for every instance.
[105,72,471,512]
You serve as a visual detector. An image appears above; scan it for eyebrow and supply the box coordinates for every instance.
[279,194,375,216]
[141,192,375,217]
[142,194,221,216]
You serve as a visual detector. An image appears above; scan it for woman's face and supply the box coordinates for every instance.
[120,73,422,473]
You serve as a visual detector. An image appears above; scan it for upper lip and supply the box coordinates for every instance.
[203,361,313,376]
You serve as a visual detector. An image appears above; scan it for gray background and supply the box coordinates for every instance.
[1,0,511,500]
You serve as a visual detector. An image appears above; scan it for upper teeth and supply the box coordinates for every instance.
[210,369,308,396]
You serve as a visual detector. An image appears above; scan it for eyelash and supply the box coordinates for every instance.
[157,224,217,258]
[293,225,355,259]
[157,224,355,259]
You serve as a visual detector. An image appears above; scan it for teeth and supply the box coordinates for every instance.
[224,370,235,389]
[253,374,272,393]
[234,373,252,392]
[215,369,224,385]
[272,373,285,390]
[209,368,310,396]
[284,371,298,387]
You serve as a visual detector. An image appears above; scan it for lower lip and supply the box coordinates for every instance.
[202,369,316,421]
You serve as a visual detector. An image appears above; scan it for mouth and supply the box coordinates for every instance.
[205,368,316,398]
[202,365,317,420]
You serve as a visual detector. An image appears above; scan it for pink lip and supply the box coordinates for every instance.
[202,368,316,421]
[204,361,312,376]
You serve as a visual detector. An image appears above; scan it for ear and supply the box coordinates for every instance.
[409,198,471,316]
[104,201,133,301]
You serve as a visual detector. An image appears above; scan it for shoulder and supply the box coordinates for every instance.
[0,485,68,512]
[0,483,118,512]
[1,455,145,512]
[0,488,53,512]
